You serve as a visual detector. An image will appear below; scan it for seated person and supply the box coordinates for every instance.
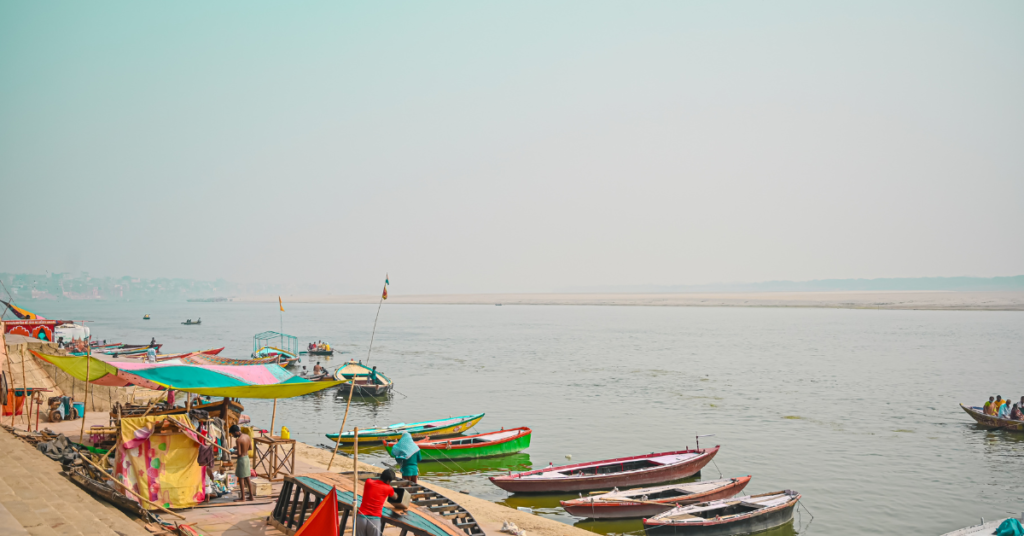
[1010,403,1023,421]
[998,401,1012,419]
[984,397,995,415]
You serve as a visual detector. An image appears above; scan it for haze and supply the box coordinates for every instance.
[1,2,1022,294]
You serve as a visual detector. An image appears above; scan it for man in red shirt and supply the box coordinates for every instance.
[357,469,403,536]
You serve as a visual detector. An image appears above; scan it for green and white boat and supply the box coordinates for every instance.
[384,427,532,461]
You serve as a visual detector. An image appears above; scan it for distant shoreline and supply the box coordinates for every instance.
[235,291,1024,311]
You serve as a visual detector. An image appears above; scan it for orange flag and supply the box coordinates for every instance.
[279,296,285,312]
[294,485,339,536]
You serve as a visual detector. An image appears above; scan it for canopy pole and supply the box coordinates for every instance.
[79,355,91,444]
[327,375,356,471]
[352,427,359,536]
[270,398,277,437]
[21,347,27,427]
[7,347,14,428]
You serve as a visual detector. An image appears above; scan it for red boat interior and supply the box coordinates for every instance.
[560,459,662,476]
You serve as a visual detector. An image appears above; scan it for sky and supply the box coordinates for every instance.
[1,1,1022,294]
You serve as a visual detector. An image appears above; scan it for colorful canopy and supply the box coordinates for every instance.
[31,351,344,399]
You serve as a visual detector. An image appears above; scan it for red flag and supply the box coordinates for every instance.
[294,485,339,536]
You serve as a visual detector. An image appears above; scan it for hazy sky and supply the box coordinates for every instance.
[2,2,1022,294]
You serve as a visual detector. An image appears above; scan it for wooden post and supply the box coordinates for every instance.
[352,427,359,536]
[270,398,277,438]
[7,347,14,428]
[327,377,356,471]
[20,345,27,427]
[79,354,91,444]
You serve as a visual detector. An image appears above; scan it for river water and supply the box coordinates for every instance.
[17,301,1024,535]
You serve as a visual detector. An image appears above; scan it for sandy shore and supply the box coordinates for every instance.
[238,291,1024,311]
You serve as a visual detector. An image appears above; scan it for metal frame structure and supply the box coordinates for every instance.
[252,331,297,357]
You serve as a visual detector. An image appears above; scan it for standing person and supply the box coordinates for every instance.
[230,425,254,501]
[357,469,402,536]
[146,347,157,364]
[391,431,421,484]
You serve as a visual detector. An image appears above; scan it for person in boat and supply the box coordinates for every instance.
[151,337,157,346]
[1010,403,1023,421]
[357,468,404,536]
[313,362,324,376]
[229,425,254,501]
[984,397,995,415]
[370,366,380,385]
[391,431,421,484]
[998,400,1012,419]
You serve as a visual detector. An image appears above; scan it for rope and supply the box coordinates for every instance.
[711,458,723,479]
[365,292,384,365]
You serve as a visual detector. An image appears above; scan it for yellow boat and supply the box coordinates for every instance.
[325,413,484,445]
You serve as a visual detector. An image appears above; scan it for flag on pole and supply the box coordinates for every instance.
[382,274,389,300]
[293,485,339,536]
[279,296,285,312]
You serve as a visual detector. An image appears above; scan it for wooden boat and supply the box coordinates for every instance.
[941,517,1020,536]
[642,491,800,536]
[960,404,1024,432]
[143,315,150,320]
[384,427,532,461]
[90,342,123,349]
[333,359,393,396]
[182,353,295,367]
[326,413,485,445]
[307,348,334,356]
[118,347,226,361]
[561,476,752,519]
[181,318,201,325]
[489,447,720,494]
[104,344,162,357]
[253,346,297,365]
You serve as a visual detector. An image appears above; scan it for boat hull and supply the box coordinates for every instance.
[326,414,484,445]
[336,381,393,397]
[491,447,720,494]
[960,404,1024,431]
[307,350,334,356]
[643,499,797,536]
[562,476,751,519]
[385,428,532,461]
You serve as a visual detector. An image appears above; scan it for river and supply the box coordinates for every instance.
[17,300,1024,535]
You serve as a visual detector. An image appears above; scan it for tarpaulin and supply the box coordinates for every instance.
[31,351,344,398]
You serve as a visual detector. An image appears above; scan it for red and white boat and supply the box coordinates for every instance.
[561,476,751,519]
[489,447,720,494]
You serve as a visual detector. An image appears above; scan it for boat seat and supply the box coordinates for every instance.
[666,513,703,520]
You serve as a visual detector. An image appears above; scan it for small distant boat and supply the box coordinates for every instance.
[325,413,485,445]
[960,404,1024,432]
[333,359,393,396]
[489,447,720,494]
[561,476,752,519]
[642,491,801,536]
[181,318,201,325]
[385,427,532,461]
[495,303,502,306]
[307,348,333,356]
[143,315,150,320]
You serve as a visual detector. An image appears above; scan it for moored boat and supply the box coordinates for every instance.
[642,490,800,536]
[333,359,393,396]
[489,447,720,494]
[104,344,162,357]
[253,346,298,365]
[561,476,752,519]
[385,427,532,461]
[181,318,201,325]
[960,403,1024,432]
[326,413,485,445]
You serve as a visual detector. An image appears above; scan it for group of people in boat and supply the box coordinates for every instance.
[308,341,331,352]
[983,395,1024,421]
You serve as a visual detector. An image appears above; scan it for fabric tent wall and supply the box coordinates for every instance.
[4,333,135,417]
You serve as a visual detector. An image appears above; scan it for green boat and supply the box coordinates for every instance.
[384,427,532,461]
[326,413,485,445]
